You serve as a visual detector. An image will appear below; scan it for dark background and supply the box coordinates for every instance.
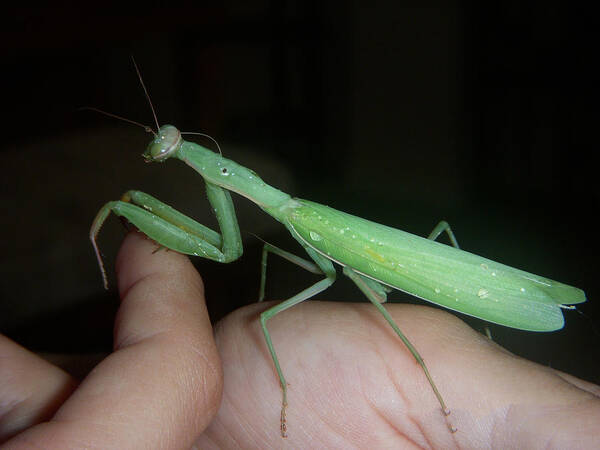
[2,2,598,383]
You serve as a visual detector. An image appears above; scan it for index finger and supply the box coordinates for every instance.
[5,232,222,449]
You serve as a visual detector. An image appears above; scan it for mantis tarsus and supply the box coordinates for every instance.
[90,71,587,437]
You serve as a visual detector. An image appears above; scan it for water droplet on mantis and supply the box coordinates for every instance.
[309,231,323,241]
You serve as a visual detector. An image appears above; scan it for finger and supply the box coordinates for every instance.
[5,232,223,449]
[0,335,77,442]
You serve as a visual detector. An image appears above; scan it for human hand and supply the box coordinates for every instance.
[198,294,600,448]
[1,232,222,448]
[2,232,599,448]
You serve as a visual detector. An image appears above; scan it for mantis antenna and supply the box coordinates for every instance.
[82,59,224,156]
[78,107,156,135]
[131,56,160,134]
[181,131,223,156]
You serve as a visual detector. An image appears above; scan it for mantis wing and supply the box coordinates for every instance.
[284,199,586,332]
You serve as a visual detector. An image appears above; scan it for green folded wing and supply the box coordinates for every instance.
[285,199,586,332]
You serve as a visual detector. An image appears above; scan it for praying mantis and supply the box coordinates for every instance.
[90,68,586,437]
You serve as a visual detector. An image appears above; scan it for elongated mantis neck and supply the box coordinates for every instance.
[141,125,292,211]
[174,138,293,210]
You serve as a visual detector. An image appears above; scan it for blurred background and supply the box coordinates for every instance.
[1,2,598,382]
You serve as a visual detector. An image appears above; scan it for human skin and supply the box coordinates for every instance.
[2,232,599,449]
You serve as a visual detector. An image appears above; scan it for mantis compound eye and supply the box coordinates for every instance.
[143,125,182,162]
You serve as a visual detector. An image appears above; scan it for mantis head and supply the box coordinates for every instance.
[143,125,182,162]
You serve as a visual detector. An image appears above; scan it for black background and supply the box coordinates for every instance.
[1,2,598,383]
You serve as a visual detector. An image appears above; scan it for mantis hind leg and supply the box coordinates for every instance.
[428,221,493,339]
[342,266,457,433]
[258,244,336,437]
[428,220,460,249]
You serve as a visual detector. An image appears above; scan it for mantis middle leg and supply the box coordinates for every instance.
[258,242,336,437]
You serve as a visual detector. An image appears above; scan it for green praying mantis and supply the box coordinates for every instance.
[90,68,586,437]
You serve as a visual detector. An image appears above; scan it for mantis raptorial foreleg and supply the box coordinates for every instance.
[90,183,242,288]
